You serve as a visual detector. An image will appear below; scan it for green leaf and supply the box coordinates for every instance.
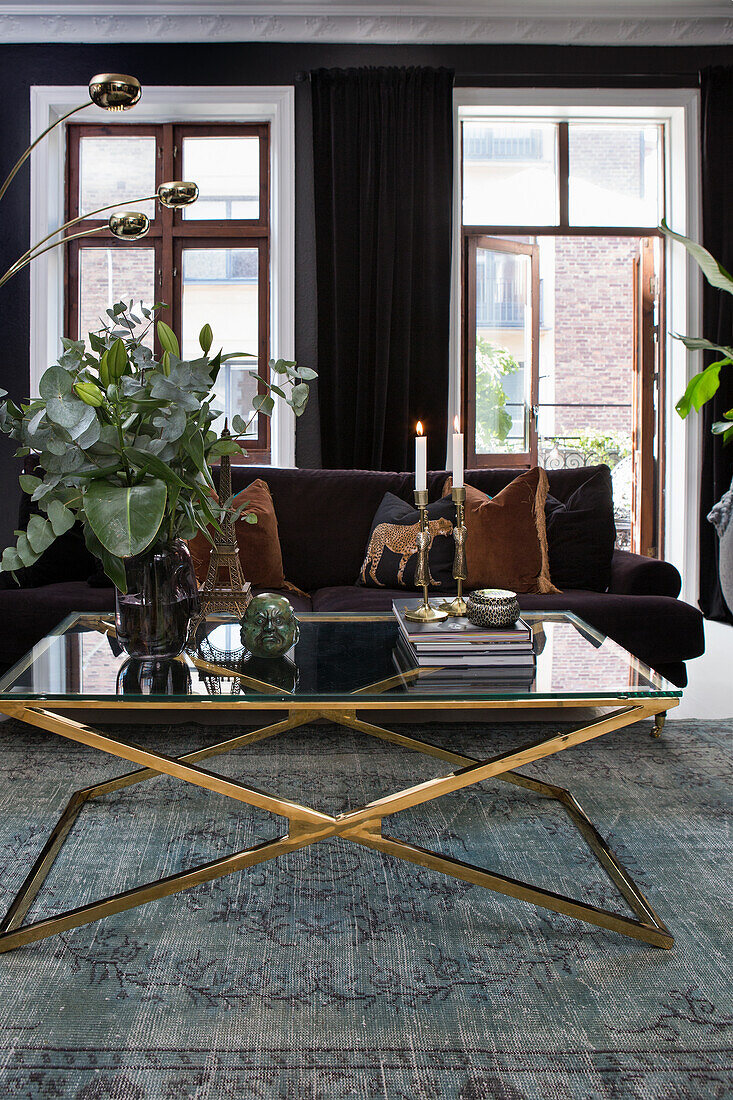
[0,547,24,573]
[15,533,39,568]
[293,366,318,380]
[84,478,167,558]
[661,219,733,295]
[26,514,56,555]
[46,499,76,536]
[100,549,127,592]
[199,323,213,354]
[39,364,72,401]
[60,337,85,354]
[675,361,724,419]
[252,394,275,417]
[207,438,243,458]
[182,428,207,475]
[220,350,255,362]
[290,382,309,414]
[244,512,258,524]
[123,446,187,488]
[230,413,249,435]
[157,320,180,358]
[19,474,42,495]
[673,335,733,358]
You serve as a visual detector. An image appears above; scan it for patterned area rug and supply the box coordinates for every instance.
[0,716,730,1099]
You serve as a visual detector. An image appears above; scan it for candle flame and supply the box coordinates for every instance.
[416,421,424,436]
[453,415,460,433]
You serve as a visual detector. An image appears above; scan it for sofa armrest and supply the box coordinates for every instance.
[608,549,682,598]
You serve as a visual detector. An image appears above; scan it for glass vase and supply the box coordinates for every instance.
[115,539,200,659]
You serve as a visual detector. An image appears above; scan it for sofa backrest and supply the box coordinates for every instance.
[228,465,613,592]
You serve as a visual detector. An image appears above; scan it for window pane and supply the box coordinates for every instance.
[78,248,155,343]
[181,248,260,434]
[79,136,156,219]
[534,235,640,548]
[568,124,661,227]
[463,122,558,226]
[182,137,260,220]
[473,246,532,454]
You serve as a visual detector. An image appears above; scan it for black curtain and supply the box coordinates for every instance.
[311,66,454,471]
[700,66,733,622]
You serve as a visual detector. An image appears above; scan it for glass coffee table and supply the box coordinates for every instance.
[0,611,680,953]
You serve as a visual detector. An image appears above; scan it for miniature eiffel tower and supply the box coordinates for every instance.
[188,422,251,642]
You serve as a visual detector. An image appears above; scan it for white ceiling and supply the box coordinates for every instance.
[1,0,731,44]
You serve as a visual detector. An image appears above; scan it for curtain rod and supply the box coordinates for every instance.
[295,70,701,85]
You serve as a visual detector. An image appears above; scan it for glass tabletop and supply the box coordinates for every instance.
[0,612,681,704]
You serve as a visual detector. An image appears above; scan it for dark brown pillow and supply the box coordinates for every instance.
[443,468,559,594]
[188,478,286,589]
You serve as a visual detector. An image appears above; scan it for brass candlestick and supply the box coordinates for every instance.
[441,485,468,617]
[404,489,449,623]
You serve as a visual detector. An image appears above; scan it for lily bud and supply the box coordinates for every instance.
[74,382,105,407]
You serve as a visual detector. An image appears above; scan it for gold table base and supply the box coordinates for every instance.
[0,697,675,953]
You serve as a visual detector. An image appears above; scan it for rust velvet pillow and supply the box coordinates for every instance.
[188,478,286,589]
[443,468,558,594]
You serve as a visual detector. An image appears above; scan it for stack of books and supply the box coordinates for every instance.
[392,599,535,687]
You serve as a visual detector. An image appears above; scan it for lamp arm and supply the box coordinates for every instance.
[5,193,157,280]
[0,102,90,205]
[0,225,107,290]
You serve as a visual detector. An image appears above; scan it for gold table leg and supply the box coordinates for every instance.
[0,699,675,952]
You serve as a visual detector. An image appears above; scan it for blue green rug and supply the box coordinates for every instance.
[0,716,730,1099]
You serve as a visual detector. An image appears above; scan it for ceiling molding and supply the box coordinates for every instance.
[1,1,732,45]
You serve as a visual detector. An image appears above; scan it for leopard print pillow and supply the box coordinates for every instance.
[357,492,455,589]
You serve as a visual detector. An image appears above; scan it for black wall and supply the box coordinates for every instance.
[0,41,730,550]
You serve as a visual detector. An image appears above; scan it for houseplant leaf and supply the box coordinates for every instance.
[661,219,733,294]
[675,361,724,419]
[84,478,167,559]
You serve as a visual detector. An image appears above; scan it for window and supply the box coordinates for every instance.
[66,122,271,457]
[461,116,665,555]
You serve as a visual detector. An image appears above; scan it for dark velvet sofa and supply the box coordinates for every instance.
[0,464,705,686]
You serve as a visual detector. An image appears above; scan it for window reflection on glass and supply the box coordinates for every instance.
[182,137,260,220]
[568,124,661,227]
[181,248,259,434]
[474,247,531,454]
[78,249,155,344]
[463,122,558,226]
[79,136,157,219]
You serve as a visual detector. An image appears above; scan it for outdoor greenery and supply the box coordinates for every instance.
[474,337,520,451]
[661,219,733,444]
[0,302,315,590]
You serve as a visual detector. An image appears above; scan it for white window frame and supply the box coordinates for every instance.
[451,88,701,604]
[29,84,296,467]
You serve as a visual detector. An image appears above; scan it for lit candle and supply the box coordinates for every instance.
[415,421,427,492]
[452,415,464,489]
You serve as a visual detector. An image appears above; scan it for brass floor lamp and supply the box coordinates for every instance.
[0,74,199,285]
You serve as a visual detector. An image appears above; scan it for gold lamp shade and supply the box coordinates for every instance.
[157,181,199,209]
[88,74,142,112]
[108,212,150,240]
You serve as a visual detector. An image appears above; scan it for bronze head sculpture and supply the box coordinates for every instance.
[241,593,299,658]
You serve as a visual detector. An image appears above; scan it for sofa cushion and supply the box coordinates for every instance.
[358,492,455,589]
[444,468,557,594]
[544,466,616,592]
